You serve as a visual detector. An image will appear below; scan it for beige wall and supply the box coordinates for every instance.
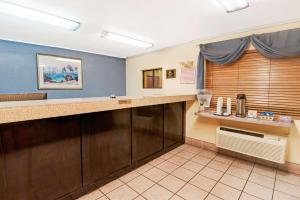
[126,21,300,164]
[126,43,198,96]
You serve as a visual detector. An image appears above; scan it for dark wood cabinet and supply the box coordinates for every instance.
[0,102,185,200]
[81,109,131,186]
[164,102,185,149]
[0,117,82,200]
[132,105,163,163]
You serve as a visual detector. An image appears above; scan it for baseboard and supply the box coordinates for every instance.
[185,137,300,175]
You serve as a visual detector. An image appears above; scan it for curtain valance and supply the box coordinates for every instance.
[197,37,250,89]
[197,28,300,89]
[251,28,300,59]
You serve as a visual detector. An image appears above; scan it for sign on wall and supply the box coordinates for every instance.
[180,61,195,84]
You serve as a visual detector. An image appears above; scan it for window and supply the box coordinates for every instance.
[206,50,300,118]
[143,68,162,88]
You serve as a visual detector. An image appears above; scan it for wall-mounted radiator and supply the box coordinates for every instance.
[216,126,287,164]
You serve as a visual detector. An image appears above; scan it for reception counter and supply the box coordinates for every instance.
[0,94,195,200]
[0,94,195,124]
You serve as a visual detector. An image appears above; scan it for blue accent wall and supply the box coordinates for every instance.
[0,40,126,99]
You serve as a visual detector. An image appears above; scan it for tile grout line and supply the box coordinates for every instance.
[99,146,226,200]
[104,155,168,200]
[238,160,256,200]
[122,146,192,200]
[136,147,254,200]
[272,169,278,200]
[140,147,199,200]
[166,148,208,200]
[94,145,286,200]
[272,171,300,199]
[133,146,205,200]
[203,156,236,200]
[173,149,220,200]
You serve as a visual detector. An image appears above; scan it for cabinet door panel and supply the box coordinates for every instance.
[132,105,163,163]
[82,109,131,185]
[0,117,81,200]
[164,103,184,149]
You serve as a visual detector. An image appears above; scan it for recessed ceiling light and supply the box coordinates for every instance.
[0,1,80,31]
[216,0,249,13]
[102,32,153,48]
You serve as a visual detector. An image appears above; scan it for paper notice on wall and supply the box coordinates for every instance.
[180,67,195,84]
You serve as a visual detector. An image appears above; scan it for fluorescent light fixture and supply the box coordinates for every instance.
[102,32,153,48]
[0,1,80,30]
[217,0,249,13]
[56,58,81,63]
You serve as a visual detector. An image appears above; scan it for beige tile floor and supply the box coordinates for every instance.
[77,144,300,200]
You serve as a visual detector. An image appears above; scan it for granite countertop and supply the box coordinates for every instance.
[0,94,196,124]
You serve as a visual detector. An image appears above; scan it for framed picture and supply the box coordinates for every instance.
[166,69,176,79]
[37,54,83,90]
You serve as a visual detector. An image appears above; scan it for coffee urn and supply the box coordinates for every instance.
[236,94,247,117]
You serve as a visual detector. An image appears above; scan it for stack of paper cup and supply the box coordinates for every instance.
[216,97,223,115]
[227,97,232,115]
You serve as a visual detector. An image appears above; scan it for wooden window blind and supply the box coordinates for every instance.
[205,50,300,117]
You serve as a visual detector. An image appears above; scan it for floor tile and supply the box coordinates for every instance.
[248,172,275,189]
[158,175,186,193]
[177,183,208,200]
[149,157,165,166]
[171,167,196,182]
[189,174,216,192]
[127,175,154,194]
[177,151,196,159]
[77,190,104,200]
[191,155,211,165]
[273,191,300,200]
[275,180,300,198]
[199,167,224,181]
[142,184,173,200]
[98,197,109,200]
[211,183,241,200]
[219,174,246,190]
[143,167,168,182]
[231,159,254,171]
[244,182,273,200]
[185,146,202,154]
[214,154,234,165]
[239,192,261,200]
[205,194,222,200]
[170,195,185,200]
[178,144,192,150]
[156,161,179,173]
[134,196,146,200]
[252,164,276,179]
[207,160,230,172]
[169,148,183,155]
[120,171,140,183]
[226,166,251,180]
[182,161,204,173]
[167,155,188,166]
[107,184,138,200]
[135,163,153,174]
[100,179,124,194]
[276,170,300,187]
[160,152,174,160]
[198,150,216,159]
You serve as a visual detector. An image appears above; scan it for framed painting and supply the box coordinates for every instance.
[37,54,83,90]
[166,69,176,79]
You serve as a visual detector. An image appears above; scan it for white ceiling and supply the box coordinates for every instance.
[0,0,299,58]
